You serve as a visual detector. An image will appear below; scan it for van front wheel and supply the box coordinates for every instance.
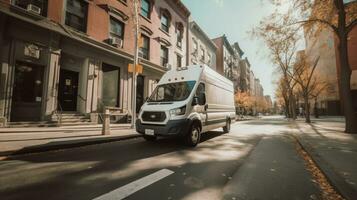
[185,123,200,147]
[223,119,231,133]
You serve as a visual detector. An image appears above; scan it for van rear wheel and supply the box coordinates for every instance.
[185,123,200,147]
[143,135,157,141]
[223,119,231,133]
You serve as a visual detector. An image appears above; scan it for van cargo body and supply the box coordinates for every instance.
[136,65,235,146]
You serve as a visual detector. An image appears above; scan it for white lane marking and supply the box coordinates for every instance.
[93,169,174,200]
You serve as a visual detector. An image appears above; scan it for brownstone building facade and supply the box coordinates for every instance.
[212,35,234,77]
[0,0,190,126]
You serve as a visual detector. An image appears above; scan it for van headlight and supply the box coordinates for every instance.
[169,105,186,116]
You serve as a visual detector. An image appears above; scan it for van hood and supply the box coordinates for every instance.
[141,101,187,111]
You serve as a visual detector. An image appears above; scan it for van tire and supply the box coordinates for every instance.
[223,119,231,133]
[143,135,157,141]
[185,123,200,147]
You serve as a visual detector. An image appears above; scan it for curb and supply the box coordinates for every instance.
[0,134,142,157]
[295,135,357,200]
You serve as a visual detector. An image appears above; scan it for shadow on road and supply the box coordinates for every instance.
[0,128,263,200]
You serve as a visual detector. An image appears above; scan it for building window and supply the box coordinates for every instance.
[207,53,211,65]
[141,0,151,19]
[13,0,48,16]
[200,47,205,61]
[140,34,150,60]
[176,23,183,48]
[161,12,170,32]
[65,0,88,32]
[192,39,198,56]
[110,17,124,39]
[160,45,169,66]
[176,54,182,68]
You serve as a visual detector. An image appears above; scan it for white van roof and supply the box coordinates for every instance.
[158,65,233,89]
[159,65,204,84]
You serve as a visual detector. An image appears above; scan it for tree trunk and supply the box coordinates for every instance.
[304,95,311,123]
[336,0,357,133]
[289,89,297,120]
[338,34,357,133]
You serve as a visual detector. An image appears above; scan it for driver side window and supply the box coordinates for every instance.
[196,83,206,105]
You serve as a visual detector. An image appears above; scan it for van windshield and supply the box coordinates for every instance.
[148,81,196,102]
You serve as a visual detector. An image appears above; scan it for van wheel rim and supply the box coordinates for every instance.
[191,128,199,143]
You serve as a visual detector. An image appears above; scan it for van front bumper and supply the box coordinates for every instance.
[136,119,190,137]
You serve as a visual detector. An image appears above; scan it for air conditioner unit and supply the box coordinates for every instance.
[27,4,41,15]
[164,63,172,69]
[109,37,123,48]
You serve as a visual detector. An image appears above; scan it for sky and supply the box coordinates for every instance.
[181,0,282,99]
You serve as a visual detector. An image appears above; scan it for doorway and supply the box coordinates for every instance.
[58,69,79,111]
[10,61,44,122]
[136,75,145,113]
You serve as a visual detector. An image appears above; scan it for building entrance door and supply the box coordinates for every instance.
[10,61,44,122]
[58,69,79,111]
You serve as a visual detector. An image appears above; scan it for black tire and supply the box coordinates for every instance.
[223,119,231,133]
[185,123,201,147]
[143,135,157,141]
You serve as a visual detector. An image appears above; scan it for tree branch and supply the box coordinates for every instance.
[347,18,357,34]
[291,19,339,35]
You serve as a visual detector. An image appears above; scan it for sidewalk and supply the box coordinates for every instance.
[235,115,258,121]
[294,117,357,200]
[0,124,141,157]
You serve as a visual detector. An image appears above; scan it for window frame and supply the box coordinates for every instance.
[176,54,182,68]
[140,0,151,19]
[140,34,150,60]
[160,45,169,67]
[13,0,49,17]
[161,12,170,33]
[65,0,88,32]
[109,16,125,39]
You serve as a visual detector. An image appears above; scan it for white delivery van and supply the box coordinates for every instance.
[136,65,235,146]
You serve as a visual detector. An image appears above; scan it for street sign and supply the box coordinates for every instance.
[128,63,143,74]
[136,64,143,74]
[128,63,134,73]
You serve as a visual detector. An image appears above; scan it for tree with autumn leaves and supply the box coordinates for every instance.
[235,91,272,115]
[255,0,357,133]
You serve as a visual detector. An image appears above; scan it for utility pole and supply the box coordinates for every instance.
[131,0,139,128]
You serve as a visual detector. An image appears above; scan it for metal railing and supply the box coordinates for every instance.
[53,102,63,126]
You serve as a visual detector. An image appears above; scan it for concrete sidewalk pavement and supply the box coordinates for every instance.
[0,125,141,157]
[294,118,357,200]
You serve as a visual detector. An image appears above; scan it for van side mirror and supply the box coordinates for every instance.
[192,96,199,106]
[199,93,206,105]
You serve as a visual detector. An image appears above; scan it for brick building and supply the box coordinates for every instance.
[0,0,190,126]
[212,34,234,78]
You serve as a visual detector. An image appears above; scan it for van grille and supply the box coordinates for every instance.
[142,111,166,122]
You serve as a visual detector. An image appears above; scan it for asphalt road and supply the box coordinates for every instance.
[0,116,322,200]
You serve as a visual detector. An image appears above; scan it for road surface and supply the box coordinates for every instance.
[0,116,322,200]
